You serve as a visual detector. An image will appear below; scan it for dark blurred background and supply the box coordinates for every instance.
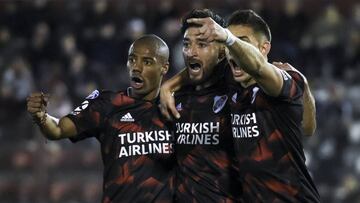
[0,0,359,202]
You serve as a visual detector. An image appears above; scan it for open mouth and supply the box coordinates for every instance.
[130,75,144,89]
[229,59,240,70]
[188,60,202,74]
[229,59,244,77]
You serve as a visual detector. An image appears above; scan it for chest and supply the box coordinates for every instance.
[99,105,173,159]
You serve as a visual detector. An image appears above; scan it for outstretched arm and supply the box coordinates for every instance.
[27,92,77,140]
[186,17,283,96]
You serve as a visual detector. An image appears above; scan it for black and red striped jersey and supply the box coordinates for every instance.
[228,70,320,202]
[173,80,241,203]
[66,89,175,203]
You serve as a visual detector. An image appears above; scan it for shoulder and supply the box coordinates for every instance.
[174,85,193,98]
[283,70,305,90]
[84,89,115,102]
[110,90,137,107]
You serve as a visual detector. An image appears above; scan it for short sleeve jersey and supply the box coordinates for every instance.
[228,71,320,202]
[66,89,175,203]
[173,80,241,202]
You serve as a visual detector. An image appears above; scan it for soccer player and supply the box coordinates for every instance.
[186,9,320,202]
[166,9,240,202]
[27,35,175,203]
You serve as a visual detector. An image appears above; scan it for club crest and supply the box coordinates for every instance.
[86,90,99,100]
[213,95,228,113]
[232,92,238,103]
[176,102,182,111]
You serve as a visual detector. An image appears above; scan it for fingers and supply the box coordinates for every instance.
[26,92,49,115]
[187,18,206,25]
[160,104,172,121]
[272,61,283,66]
[169,104,180,119]
[159,93,180,121]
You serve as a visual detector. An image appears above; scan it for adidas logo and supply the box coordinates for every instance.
[120,113,135,122]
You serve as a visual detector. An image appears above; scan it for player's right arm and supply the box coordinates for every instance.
[160,68,189,120]
[27,92,77,140]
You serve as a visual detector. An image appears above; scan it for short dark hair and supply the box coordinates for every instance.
[227,9,271,42]
[132,34,169,63]
[181,9,225,34]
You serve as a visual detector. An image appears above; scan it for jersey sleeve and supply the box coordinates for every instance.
[277,70,305,101]
[66,90,113,142]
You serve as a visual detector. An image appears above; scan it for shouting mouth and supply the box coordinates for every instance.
[229,59,244,77]
[188,59,203,76]
[130,75,144,89]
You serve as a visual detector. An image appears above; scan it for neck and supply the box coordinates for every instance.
[128,87,160,101]
[194,73,219,91]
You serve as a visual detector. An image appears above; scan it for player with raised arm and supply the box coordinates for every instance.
[169,9,241,202]
[27,35,176,203]
[186,9,320,202]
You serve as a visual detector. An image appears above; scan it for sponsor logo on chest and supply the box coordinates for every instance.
[117,130,173,158]
[120,112,135,122]
[231,113,260,139]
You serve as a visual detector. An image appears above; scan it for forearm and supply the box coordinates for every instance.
[302,85,317,136]
[225,31,282,96]
[35,114,77,140]
[227,38,266,77]
[163,68,189,92]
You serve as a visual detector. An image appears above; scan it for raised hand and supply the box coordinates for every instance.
[186,17,228,43]
[26,92,49,123]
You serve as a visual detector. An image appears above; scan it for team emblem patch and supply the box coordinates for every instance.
[232,92,238,103]
[176,103,182,111]
[213,95,228,113]
[86,90,99,100]
[71,100,89,115]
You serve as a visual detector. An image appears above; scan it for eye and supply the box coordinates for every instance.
[128,57,135,64]
[144,59,153,66]
[183,41,190,48]
[198,42,208,48]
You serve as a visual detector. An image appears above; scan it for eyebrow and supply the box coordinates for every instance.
[196,38,208,42]
[143,56,155,61]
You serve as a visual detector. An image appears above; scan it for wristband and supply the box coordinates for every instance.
[225,29,236,46]
[33,112,47,126]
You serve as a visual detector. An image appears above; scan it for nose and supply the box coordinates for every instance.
[128,60,142,73]
[184,45,198,58]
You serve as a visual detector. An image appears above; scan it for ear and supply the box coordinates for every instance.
[260,41,271,56]
[161,62,169,75]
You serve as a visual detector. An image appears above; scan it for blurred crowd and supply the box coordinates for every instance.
[0,0,359,202]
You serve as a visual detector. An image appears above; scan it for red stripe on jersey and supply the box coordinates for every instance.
[112,93,135,106]
[111,122,143,132]
[268,129,283,142]
[253,139,273,162]
[115,162,134,185]
[152,117,165,128]
[264,179,298,196]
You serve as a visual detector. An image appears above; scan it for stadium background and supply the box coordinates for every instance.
[0,0,359,202]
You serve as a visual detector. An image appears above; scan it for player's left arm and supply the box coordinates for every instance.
[273,62,317,136]
[186,17,283,97]
[302,83,316,136]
